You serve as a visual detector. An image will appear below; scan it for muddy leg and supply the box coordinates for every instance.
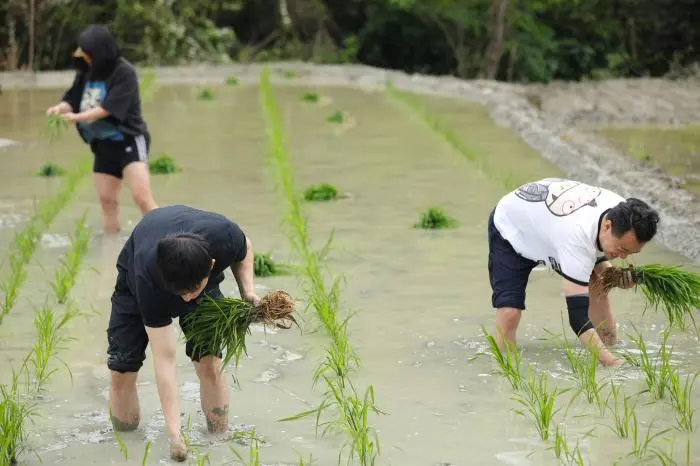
[194,356,229,434]
[109,370,140,431]
[494,307,522,350]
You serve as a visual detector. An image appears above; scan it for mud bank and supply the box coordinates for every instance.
[3,62,698,263]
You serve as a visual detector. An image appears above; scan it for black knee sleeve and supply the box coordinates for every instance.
[566,294,594,336]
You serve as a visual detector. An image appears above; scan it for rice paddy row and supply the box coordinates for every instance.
[1,212,92,466]
[259,67,382,465]
[480,322,697,463]
[0,156,91,324]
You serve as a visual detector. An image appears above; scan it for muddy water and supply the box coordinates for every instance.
[598,125,700,196]
[0,82,699,465]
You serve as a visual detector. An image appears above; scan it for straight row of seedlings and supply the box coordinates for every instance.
[384,81,521,190]
[1,214,88,465]
[259,67,382,466]
[0,157,90,324]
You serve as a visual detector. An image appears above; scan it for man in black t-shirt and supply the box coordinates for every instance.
[46,24,158,234]
[107,205,259,462]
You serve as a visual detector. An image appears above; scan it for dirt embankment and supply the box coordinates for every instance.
[2,63,699,263]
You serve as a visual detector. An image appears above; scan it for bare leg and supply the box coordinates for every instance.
[493,307,522,350]
[194,356,229,434]
[109,371,140,431]
[123,161,158,215]
[93,173,122,234]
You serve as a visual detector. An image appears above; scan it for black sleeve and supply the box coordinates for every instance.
[61,73,82,110]
[102,65,137,122]
[227,223,248,263]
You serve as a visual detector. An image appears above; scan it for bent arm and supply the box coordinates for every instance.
[72,106,110,123]
[144,324,182,441]
[230,236,256,300]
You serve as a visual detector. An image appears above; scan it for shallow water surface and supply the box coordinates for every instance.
[0,82,699,465]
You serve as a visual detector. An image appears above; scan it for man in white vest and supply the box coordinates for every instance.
[488,178,660,367]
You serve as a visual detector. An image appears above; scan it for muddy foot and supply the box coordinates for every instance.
[170,440,188,462]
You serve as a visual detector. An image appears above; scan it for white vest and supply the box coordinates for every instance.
[494,178,625,286]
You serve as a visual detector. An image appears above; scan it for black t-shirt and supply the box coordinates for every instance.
[115,205,248,328]
[62,57,148,143]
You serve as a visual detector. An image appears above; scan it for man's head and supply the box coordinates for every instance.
[156,233,215,302]
[598,198,660,260]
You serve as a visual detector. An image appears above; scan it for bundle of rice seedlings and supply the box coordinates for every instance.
[414,207,458,229]
[254,253,293,277]
[45,114,68,142]
[599,264,700,328]
[182,290,297,369]
[303,183,338,202]
[36,162,66,177]
[149,154,181,175]
[198,88,215,101]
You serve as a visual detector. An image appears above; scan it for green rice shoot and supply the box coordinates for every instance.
[414,207,458,229]
[511,367,569,441]
[327,110,344,124]
[623,328,673,401]
[303,183,339,202]
[45,113,68,142]
[667,368,698,432]
[282,70,296,78]
[149,154,181,175]
[139,70,156,103]
[600,264,700,330]
[182,290,297,370]
[301,92,319,103]
[198,88,215,101]
[225,76,239,86]
[253,253,293,277]
[480,326,523,390]
[36,162,66,177]
[606,382,635,439]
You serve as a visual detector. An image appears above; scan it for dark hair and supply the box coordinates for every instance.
[607,198,660,242]
[156,232,212,293]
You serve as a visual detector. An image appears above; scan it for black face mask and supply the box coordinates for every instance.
[72,57,90,72]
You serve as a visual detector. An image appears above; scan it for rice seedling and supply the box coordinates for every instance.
[561,334,607,407]
[598,264,700,331]
[606,381,636,439]
[301,92,319,103]
[511,367,569,441]
[36,162,66,177]
[253,253,293,277]
[198,88,215,101]
[45,113,68,142]
[327,110,344,123]
[282,70,297,78]
[303,183,339,202]
[139,69,156,103]
[51,214,91,304]
[182,290,297,370]
[667,368,698,432]
[141,441,151,466]
[225,75,239,86]
[550,424,591,465]
[109,408,128,460]
[29,302,80,392]
[229,428,261,465]
[480,326,523,390]
[148,154,181,175]
[0,372,34,466]
[625,417,671,461]
[414,206,458,229]
[623,328,672,400]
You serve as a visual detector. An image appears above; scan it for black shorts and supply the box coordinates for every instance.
[106,282,223,373]
[90,133,150,179]
[487,209,538,310]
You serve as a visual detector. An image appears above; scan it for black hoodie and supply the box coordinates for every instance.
[62,25,148,143]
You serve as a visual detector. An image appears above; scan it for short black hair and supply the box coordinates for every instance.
[607,198,660,243]
[156,232,212,293]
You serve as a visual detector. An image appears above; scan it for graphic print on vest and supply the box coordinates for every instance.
[78,81,123,141]
[514,178,602,217]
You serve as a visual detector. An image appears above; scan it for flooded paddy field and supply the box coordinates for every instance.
[1,74,699,466]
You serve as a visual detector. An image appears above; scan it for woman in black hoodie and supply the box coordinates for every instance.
[46,25,158,234]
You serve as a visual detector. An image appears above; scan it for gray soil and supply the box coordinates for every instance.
[2,62,699,263]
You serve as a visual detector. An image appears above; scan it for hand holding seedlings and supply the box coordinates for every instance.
[487,179,660,367]
[105,205,290,454]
